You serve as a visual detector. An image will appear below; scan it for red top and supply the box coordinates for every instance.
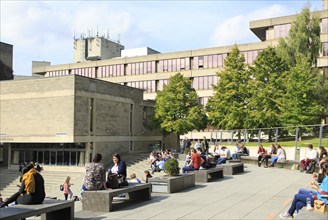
[192,153,201,169]
[258,148,266,154]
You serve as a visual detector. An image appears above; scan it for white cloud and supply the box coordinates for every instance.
[210,4,288,46]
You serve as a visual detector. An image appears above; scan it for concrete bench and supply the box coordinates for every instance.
[149,173,195,193]
[191,167,223,182]
[220,163,244,175]
[240,156,299,169]
[0,199,74,220]
[227,159,242,163]
[81,183,151,212]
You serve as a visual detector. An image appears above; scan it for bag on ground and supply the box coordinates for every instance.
[314,199,326,213]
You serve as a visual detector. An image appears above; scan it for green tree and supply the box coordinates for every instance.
[277,5,321,67]
[315,77,328,122]
[279,56,322,126]
[153,73,207,138]
[206,45,250,130]
[247,47,289,131]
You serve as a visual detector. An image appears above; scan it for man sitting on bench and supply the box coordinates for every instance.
[0,163,45,208]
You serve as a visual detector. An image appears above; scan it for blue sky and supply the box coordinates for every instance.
[0,0,324,76]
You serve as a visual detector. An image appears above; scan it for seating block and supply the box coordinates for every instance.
[0,199,74,220]
[192,167,223,182]
[81,183,151,212]
[220,163,244,175]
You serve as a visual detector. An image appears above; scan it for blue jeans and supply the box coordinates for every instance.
[217,158,227,164]
[287,188,315,216]
[271,156,278,165]
[182,165,195,173]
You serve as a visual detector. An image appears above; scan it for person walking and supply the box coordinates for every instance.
[63,176,73,200]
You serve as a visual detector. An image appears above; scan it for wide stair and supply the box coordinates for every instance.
[0,153,186,200]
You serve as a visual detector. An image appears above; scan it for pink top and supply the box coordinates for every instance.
[63,182,70,194]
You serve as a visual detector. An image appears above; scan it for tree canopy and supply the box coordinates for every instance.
[206,45,250,130]
[153,73,207,136]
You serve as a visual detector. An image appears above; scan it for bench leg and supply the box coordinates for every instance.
[40,205,74,220]
[128,188,151,200]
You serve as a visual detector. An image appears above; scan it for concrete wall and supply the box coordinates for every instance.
[0,77,75,143]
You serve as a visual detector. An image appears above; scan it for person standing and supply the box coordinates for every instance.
[201,136,209,154]
[63,176,73,200]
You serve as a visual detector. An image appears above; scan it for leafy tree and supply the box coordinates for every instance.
[277,5,321,67]
[246,47,289,133]
[279,56,322,126]
[153,73,207,138]
[315,77,328,122]
[206,45,250,131]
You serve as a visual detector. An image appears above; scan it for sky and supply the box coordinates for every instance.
[0,0,324,76]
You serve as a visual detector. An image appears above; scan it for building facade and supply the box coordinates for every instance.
[31,2,328,141]
[0,42,14,81]
[0,75,175,168]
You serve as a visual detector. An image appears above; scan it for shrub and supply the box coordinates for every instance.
[164,158,180,176]
[183,148,190,155]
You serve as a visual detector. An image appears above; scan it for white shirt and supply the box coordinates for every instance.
[277,148,286,160]
[306,149,318,160]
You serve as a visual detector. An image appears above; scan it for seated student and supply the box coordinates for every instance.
[182,148,204,173]
[83,153,106,191]
[128,173,141,184]
[300,144,318,172]
[318,146,327,162]
[0,163,45,207]
[213,145,221,161]
[232,144,248,160]
[262,144,277,168]
[269,144,286,167]
[107,153,128,187]
[196,147,207,169]
[279,160,328,219]
[257,144,266,167]
[142,170,153,183]
[217,146,231,165]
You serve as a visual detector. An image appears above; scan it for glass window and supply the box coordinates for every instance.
[322,18,328,33]
[323,42,328,56]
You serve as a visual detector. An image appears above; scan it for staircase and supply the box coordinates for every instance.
[0,153,186,201]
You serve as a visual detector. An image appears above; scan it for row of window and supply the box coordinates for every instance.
[45,51,257,78]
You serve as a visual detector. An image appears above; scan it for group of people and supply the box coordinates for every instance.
[82,153,128,191]
[256,144,286,168]
[148,150,174,174]
[280,155,328,219]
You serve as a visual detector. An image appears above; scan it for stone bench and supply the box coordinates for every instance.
[0,199,74,220]
[240,156,299,169]
[81,183,151,212]
[191,167,223,182]
[219,163,244,175]
[149,173,195,193]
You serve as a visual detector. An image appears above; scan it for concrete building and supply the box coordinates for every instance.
[0,42,14,81]
[0,75,175,168]
[31,1,328,141]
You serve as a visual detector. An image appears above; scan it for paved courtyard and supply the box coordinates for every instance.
[69,164,327,220]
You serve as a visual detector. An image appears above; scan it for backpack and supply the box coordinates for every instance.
[59,185,64,191]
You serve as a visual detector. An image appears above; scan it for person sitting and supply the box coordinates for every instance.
[279,160,328,219]
[196,147,207,169]
[83,153,106,191]
[232,144,248,160]
[182,148,204,173]
[318,146,327,162]
[142,170,153,183]
[1,163,45,208]
[257,144,266,167]
[217,146,231,165]
[213,145,221,161]
[107,153,128,187]
[128,173,141,184]
[300,144,318,172]
[269,144,286,167]
[262,144,277,168]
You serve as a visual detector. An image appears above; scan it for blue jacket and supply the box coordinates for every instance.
[108,160,127,177]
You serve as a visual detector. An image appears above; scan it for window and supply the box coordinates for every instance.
[322,18,328,33]
[323,42,328,56]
